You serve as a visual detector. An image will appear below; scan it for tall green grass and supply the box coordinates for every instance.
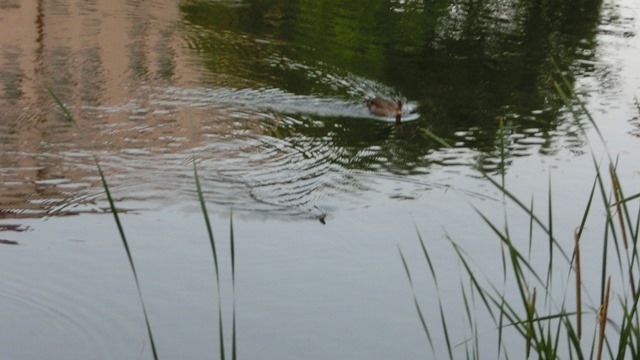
[97,160,159,360]
[194,158,237,360]
[404,65,640,359]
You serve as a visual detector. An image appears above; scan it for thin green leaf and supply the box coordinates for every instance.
[230,211,237,360]
[421,127,453,148]
[192,158,225,360]
[44,85,78,127]
[96,160,158,360]
[398,246,436,356]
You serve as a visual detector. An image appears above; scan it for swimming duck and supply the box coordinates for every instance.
[367,97,402,124]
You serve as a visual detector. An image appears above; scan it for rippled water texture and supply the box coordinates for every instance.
[3,0,634,222]
[1,0,640,359]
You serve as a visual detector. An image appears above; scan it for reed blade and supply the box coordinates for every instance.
[96,160,158,360]
[44,85,79,128]
[192,158,225,359]
[546,174,554,291]
[398,246,436,356]
[230,211,237,360]
[421,127,453,148]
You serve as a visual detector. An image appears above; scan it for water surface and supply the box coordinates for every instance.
[1,0,640,359]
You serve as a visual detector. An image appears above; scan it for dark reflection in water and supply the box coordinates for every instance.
[0,0,630,220]
[179,0,606,158]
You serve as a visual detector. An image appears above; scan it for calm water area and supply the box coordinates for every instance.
[1,0,640,358]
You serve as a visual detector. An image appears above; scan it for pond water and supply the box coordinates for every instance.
[1,0,640,358]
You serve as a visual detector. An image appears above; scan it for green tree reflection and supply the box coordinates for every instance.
[179,0,603,172]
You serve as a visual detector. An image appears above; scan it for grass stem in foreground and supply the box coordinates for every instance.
[96,160,159,360]
[193,158,226,360]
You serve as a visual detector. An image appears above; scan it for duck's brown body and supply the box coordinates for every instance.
[367,97,402,124]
